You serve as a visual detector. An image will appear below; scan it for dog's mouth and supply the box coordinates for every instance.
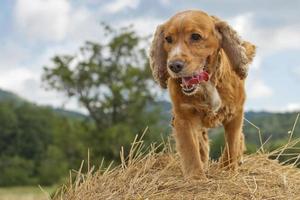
[180,69,210,95]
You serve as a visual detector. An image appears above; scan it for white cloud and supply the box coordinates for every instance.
[0,40,29,70]
[229,13,253,36]
[284,103,300,112]
[14,0,70,42]
[253,25,300,55]
[0,40,85,112]
[263,103,300,113]
[66,7,104,43]
[247,79,273,99]
[103,0,140,14]
[160,0,171,6]
[293,66,300,78]
[117,17,163,36]
[0,68,37,93]
[14,0,105,43]
[249,55,262,70]
[272,25,300,51]
[0,62,87,113]
[229,13,300,56]
[21,78,87,113]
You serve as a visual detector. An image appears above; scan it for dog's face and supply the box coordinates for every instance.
[150,10,256,92]
[164,11,219,78]
[163,11,220,94]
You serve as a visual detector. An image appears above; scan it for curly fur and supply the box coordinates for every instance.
[149,25,168,88]
[213,16,255,79]
[149,10,256,179]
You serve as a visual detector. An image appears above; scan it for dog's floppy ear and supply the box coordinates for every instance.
[212,16,256,79]
[149,24,169,88]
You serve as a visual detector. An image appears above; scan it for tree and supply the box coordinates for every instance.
[0,100,94,186]
[0,102,18,156]
[0,155,35,186]
[42,24,163,161]
[37,145,68,185]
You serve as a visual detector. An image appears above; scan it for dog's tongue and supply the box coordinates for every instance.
[182,71,209,86]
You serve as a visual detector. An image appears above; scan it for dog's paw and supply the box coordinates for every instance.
[238,156,244,166]
[185,171,208,181]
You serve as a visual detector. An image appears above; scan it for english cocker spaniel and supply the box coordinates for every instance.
[149,10,256,179]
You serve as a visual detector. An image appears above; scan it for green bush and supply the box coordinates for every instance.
[38,146,69,185]
[0,156,36,186]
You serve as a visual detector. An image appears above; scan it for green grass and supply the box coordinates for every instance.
[0,186,56,200]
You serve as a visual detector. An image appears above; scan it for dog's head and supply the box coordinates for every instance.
[149,10,255,94]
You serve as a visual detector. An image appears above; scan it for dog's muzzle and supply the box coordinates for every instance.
[180,70,210,95]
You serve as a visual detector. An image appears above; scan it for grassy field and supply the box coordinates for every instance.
[0,186,56,200]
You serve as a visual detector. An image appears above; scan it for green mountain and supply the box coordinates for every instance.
[51,107,87,120]
[0,89,25,103]
[0,89,300,144]
[0,88,87,120]
[0,88,299,141]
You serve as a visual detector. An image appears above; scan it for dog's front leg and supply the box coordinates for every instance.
[198,128,210,169]
[173,117,206,179]
[220,109,245,170]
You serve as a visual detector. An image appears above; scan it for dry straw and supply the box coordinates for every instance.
[53,116,300,200]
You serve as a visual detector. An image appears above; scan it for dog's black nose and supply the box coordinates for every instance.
[168,60,184,73]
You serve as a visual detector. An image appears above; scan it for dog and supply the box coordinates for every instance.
[149,10,256,179]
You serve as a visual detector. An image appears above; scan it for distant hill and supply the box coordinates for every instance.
[51,107,87,120]
[244,111,300,144]
[0,88,299,140]
[0,88,25,103]
[0,88,87,120]
[157,100,300,152]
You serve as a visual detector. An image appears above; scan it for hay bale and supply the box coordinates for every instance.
[54,138,300,200]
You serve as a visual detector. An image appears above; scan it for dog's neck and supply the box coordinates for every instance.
[206,49,222,85]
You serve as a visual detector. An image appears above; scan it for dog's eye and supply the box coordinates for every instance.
[165,36,173,44]
[191,33,202,41]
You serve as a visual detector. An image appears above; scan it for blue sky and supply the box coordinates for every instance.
[0,0,299,112]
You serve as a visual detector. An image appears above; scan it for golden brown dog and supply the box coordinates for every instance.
[149,10,256,179]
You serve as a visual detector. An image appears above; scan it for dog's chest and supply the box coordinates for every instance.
[180,83,221,111]
[179,93,234,128]
[199,105,235,128]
